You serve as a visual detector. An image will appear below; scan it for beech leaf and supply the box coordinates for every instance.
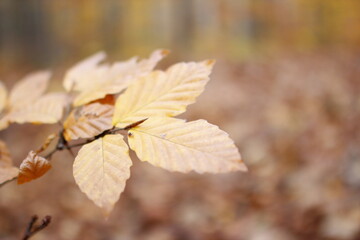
[128,117,247,173]
[63,103,114,141]
[112,60,215,128]
[73,134,132,216]
[72,49,169,106]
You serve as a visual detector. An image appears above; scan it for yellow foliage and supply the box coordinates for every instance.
[73,134,132,216]
[112,60,215,128]
[128,117,246,173]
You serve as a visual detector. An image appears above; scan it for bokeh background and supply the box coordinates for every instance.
[1,0,360,239]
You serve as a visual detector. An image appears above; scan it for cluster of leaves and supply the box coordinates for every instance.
[0,49,247,216]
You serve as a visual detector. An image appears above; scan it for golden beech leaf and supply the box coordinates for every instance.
[0,140,18,184]
[7,93,69,124]
[0,81,7,113]
[63,51,106,92]
[63,103,114,141]
[112,60,215,128]
[9,71,51,110]
[72,49,169,106]
[73,134,132,216]
[128,117,247,173]
[18,151,51,184]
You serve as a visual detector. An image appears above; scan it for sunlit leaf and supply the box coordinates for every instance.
[9,71,51,110]
[128,117,247,173]
[17,151,51,184]
[73,134,132,215]
[63,103,113,141]
[112,60,215,128]
[73,49,169,106]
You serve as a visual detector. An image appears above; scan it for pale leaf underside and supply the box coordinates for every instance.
[128,117,247,173]
[73,134,132,215]
[113,60,214,128]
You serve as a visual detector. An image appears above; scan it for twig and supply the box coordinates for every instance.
[0,118,148,189]
[44,147,59,159]
[0,176,17,188]
[22,215,52,240]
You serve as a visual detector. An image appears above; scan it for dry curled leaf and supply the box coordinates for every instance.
[18,151,51,184]
[73,134,132,215]
[128,117,247,173]
[69,49,168,106]
[63,103,114,141]
[0,140,18,184]
[112,60,215,128]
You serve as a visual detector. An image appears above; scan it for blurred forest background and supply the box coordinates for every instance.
[0,0,360,240]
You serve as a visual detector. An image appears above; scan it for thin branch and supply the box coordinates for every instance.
[44,147,59,159]
[22,215,52,240]
[0,118,148,189]
[24,215,38,238]
[0,176,17,188]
